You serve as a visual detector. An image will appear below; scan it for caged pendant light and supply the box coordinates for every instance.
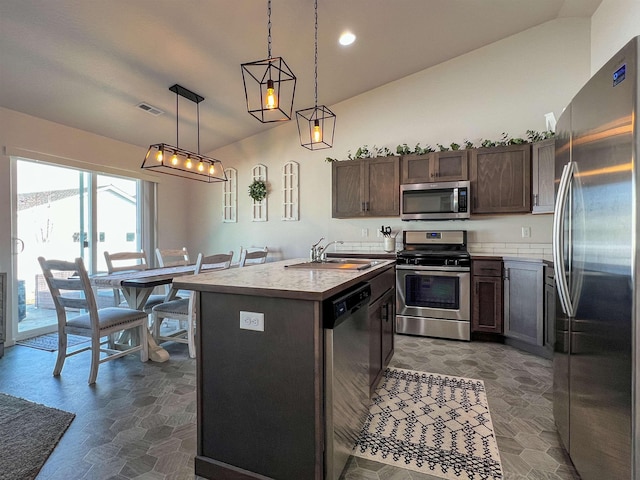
[241,0,297,123]
[142,84,227,183]
[296,0,336,150]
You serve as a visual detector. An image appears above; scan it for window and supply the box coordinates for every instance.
[252,164,267,222]
[282,161,299,221]
[223,167,237,222]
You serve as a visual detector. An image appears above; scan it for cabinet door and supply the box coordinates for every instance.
[369,294,384,391]
[332,159,363,218]
[432,150,468,181]
[532,139,555,214]
[364,157,400,216]
[470,144,531,213]
[401,154,433,184]
[544,268,555,355]
[381,289,395,368]
[472,275,503,333]
[503,261,543,345]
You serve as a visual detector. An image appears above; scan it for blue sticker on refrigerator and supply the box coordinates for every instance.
[613,64,626,86]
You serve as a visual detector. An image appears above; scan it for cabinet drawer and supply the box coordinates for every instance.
[369,267,395,303]
[472,260,502,277]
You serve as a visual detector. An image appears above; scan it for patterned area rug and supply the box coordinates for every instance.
[353,367,503,480]
[16,333,90,352]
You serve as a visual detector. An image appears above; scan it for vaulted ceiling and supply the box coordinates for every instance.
[0,0,601,153]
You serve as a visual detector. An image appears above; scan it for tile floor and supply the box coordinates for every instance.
[0,335,580,480]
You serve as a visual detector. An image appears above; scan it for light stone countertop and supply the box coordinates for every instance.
[173,258,396,301]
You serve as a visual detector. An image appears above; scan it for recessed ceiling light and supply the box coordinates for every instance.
[339,31,356,46]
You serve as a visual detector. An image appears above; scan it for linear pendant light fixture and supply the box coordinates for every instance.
[296,0,336,150]
[142,84,227,183]
[241,0,297,123]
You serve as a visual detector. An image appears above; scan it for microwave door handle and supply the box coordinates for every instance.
[452,187,459,213]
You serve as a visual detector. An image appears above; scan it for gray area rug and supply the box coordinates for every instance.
[16,333,90,352]
[353,367,503,480]
[0,393,75,480]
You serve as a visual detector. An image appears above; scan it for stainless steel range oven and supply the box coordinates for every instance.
[396,230,471,341]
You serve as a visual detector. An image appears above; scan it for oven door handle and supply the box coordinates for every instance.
[396,265,470,273]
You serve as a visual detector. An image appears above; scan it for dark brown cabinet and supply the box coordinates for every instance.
[471,259,503,334]
[469,144,531,214]
[332,157,400,218]
[368,268,395,393]
[401,150,468,184]
[532,139,555,214]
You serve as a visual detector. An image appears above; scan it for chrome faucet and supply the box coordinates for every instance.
[312,240,344,262]
[310,237,325,262]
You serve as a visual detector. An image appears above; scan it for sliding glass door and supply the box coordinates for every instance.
[14,159,142,339]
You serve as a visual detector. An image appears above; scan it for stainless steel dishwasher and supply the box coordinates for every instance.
[323,282,371,480]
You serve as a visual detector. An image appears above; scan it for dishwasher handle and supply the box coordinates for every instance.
[323,283,371,329]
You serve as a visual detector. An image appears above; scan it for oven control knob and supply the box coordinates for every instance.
[444,259,450,266]
[454,259,460,266]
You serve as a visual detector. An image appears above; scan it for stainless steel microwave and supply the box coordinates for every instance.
[400,180,470,220]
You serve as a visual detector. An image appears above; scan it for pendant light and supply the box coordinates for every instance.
[141,84,227,183]
[241,0,297,123]
[296,0,336,150]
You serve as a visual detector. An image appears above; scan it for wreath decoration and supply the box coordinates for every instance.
[248,179,267,202]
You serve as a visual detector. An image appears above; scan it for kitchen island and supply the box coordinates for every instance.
[173,258,395,480]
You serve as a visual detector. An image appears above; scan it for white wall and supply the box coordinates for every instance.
[591,0,640,73]
[0,107,192,341]
[193,18,591,260]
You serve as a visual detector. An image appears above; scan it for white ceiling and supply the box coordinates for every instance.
[0,0,601,153]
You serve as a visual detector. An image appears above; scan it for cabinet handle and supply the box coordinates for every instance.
[361,202,365,212]
[533,193,539,206]
[382,304,388,321]
[365,201,369,211]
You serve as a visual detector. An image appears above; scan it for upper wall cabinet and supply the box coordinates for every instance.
[401,150,468,184]
[531,139,555,214]
[332,157,400,218]
[469,144,531,214]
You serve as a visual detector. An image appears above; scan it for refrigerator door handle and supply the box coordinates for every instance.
[553,161,575,317]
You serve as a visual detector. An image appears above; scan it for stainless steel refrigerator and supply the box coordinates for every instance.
[553,36,639,480]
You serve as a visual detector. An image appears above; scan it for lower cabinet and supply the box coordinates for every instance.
[471,259,503,334]
[503,260,548,357]
[543,264,555,356]
[369,268,395,393]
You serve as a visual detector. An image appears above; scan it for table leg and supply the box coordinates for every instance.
[118,286,170,362]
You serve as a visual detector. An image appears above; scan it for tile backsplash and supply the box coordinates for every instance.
[331,240,552,259]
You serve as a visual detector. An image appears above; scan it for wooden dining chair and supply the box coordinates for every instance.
[238,246,268,267]
[155,247,190,267]
[38,256,149,385]
[104,250,167,312]
[155,247,191,296]
[151,252,232,358]
[201,251,234,270]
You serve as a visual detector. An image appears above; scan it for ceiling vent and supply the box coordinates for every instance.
[136,102,164,116]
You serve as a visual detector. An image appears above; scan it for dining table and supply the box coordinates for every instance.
[90,264,199,362]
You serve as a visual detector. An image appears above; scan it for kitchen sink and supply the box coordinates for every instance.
[285,259,381,270]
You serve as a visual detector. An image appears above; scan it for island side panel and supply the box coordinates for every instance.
[196,292,323,480]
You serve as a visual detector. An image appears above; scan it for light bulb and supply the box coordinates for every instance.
[185,157,192,169]
[156,150,163,162]
[209,164,215,175]
[171,154,179,165]
[198,161,204,172]
[313,120,322,143]
[265,79,277,109]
